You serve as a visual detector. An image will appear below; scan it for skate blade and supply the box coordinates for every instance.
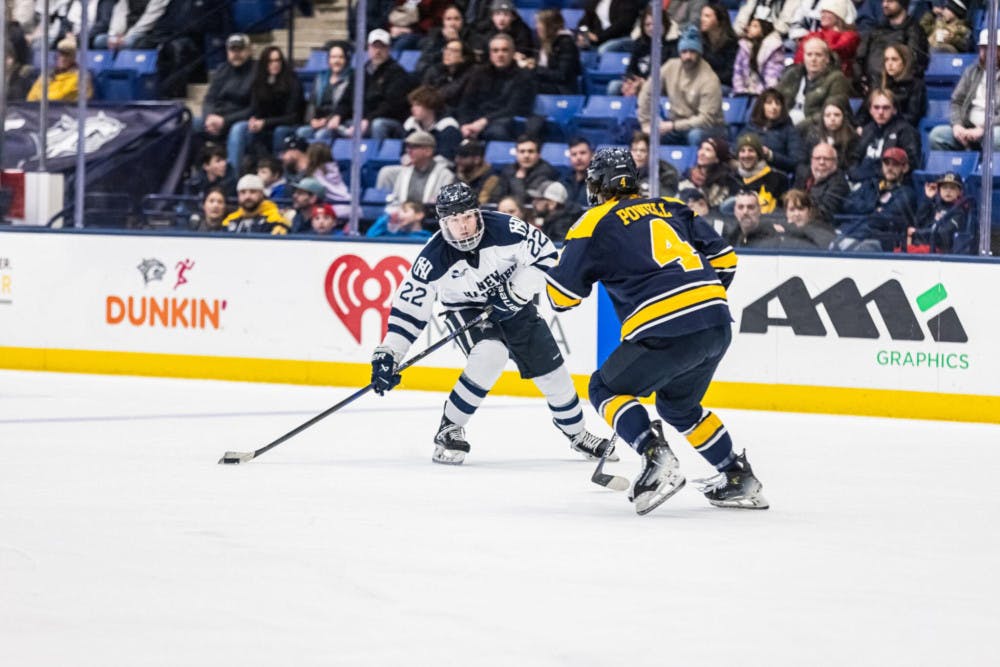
[708,493,769,510]
[432,447,466,465]
[634,477,687,516]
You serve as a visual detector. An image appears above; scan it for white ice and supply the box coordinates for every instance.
[1,370,997,666]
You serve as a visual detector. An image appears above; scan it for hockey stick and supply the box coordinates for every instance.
[590,436,630,491]
[218,308,493,465]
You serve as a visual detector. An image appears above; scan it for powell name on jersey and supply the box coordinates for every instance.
[382,210,559,356]
[545,196,737,341]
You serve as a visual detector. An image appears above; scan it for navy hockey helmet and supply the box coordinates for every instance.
[436,182,484,251]
[586,147,639,205]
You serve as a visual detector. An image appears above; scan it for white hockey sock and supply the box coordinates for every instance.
[443,339,506,426]
[533,365,585,437]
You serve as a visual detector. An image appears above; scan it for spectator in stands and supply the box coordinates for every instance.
[332,29,415,140]
[854,43,927,128]
[777,36,851,127]
[516,9,581,95]
[300,142,351,211]
[794,142,850,221]
[492,135,560,205]
[733,11,786,95]
[849,88,921,181]
[416,5,469,74]
[91,0,168,50]
[223,174,290,235]
[386,0,452,53]
[668,0,705,33]
[232,46,304,172]
[910,171,970,252]
[470,0,534,57]
[257,156,287,200]
[27,35,91,101]
[403,85,462,161]
[801,99,859,170]
[453,139,501,204]
[306,203,351,236]
[281,177,325,234]
[680,186,737,237]
[562,138,594,207]
[612,7,677,97]
[921,0,972,53]
[186,145,237,199]
[773,189,837,249]
[528,181,580,243]
[189,186,229,233]
[788,0,827,43]
[745,89,806,175]
[457,33,537,141]
[421,39,473,113]
[638,25,726,146]
[198,34,255,172]
[629,131,680,197]
[378,131,456,206]
[854,0,929,95]
[700,4,739,88]
[853,0,886,32]
[792,0,861,79]
[298,41,353,144]
[678,136,740,210]
[366,200,434,239]
[730,189,779,247]
[497,196,527,218]
[5,43,35,101]
[837,146,916,251]
[734,0,799,37]
[733,133,788,213]
[577,0,641,53]
[928,29,1000,150]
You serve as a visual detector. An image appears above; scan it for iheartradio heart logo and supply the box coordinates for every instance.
[324,255,412,343]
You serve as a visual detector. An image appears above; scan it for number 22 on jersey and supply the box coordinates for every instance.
[649,218,703,271]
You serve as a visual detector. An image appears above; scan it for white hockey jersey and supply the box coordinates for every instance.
[381,210,559,358]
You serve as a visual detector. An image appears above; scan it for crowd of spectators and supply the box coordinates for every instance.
[4,0,998,253]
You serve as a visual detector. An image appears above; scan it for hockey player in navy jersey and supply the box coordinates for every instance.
[369,182,615,466]
[545,148,768,515]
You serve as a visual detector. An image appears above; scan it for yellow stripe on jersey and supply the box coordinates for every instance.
[620,284,728,339]
[708,249,738,270]
[545,281,582,309]
[564,198,620,240]
[601,395,639,428]
[684,411,725,450]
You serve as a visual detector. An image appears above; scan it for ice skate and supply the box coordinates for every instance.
[694,450,769,509]
[563,425,619,462]
[629,422,685,515]
[433,416,471,465]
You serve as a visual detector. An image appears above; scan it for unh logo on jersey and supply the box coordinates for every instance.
[324,255,411,343]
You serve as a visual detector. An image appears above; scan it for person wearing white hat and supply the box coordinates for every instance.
[528,181,580,243]
[221,174,290,234]
[790,0,860,79]
[928,28,1000,152]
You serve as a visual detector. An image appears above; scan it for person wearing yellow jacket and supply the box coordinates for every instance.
[222,174,290,234]
[27,35,93,102]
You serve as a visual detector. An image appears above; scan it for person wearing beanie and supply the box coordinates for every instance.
[792,0,861,79]
[928,29,1000,151]
[731,133,788,214]
[920,0,973,53]
[677,136,741,210]
[26,34,92,102]
[222,174,290,235]
[637,24,725,146]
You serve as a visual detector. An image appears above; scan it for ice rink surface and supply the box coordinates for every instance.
[1,370,997,666]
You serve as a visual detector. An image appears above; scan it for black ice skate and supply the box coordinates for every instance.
[563,425,619,462]
[629,421,685,516]
[433,415,471,465]
[694,450,769,510]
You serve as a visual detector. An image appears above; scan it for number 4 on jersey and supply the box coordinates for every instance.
[649,218,703,271]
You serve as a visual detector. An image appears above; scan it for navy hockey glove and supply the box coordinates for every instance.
[486,282,530,322]
[370,347,402,395]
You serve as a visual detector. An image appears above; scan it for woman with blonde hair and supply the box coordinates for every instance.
[854,42,927,129]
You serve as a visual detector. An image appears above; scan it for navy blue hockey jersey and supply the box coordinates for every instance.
[545,195,737,341]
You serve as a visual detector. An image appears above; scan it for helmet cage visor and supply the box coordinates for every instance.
[439,209,484,251]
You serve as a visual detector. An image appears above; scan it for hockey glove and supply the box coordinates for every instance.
[486,282,530,322]
[370,347,402,395]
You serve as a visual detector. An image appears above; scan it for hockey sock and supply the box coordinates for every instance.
[443,340,506,426]
[444,373,490,426]
[533,366,585,437]
[679,410,736,471]
[589,374,649,452]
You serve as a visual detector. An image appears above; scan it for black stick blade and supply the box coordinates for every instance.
[591,457,630,492]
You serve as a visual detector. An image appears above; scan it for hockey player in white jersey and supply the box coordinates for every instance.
[370,182,616,465]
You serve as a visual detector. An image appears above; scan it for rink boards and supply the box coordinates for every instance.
[0,229,997,423]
